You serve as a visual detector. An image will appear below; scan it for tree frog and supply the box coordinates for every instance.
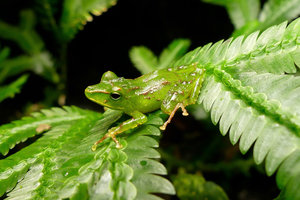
[85,63,205,150]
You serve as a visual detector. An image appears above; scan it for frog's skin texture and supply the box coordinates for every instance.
[85,63,205,150]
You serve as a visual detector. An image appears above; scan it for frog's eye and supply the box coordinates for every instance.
[110,92,121,100]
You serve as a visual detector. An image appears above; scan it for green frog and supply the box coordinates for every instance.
[85,63,205,150]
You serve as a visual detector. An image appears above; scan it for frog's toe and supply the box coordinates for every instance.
[91,144,98,151]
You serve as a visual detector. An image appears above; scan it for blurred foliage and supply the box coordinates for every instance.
[203,0,300,37]
[0,0,117,106]
[130,38,191,74]
[173,169,229,200]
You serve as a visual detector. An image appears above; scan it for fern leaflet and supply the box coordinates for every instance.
[0,74,28,103]
[60,0,117,41]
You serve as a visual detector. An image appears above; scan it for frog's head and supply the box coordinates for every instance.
[85,71,132,111]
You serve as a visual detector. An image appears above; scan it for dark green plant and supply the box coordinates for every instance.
[0,0,117,104]
[173,169,229,200]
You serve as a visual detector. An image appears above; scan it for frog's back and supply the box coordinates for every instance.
[125,63,204,114]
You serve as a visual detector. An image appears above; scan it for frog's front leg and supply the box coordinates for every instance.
[92,111,147,151]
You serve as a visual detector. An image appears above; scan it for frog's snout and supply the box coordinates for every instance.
[84,86,94,98]
[85,86,92,92]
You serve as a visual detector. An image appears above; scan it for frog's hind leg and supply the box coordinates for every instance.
[160,68,205,130]
[187,68,206,105]
[160,102,188,130]
[160,86,190,130]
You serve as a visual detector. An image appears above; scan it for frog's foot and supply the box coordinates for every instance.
[91,131,122,151]
[160,103,189,130]
[180,104,189,116]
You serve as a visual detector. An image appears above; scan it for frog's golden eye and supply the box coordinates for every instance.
[110,92,121,100]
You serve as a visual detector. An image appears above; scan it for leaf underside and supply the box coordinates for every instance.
[171,18,300,200]
[0,107,174,199]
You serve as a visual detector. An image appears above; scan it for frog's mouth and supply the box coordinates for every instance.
[84,87,106,104]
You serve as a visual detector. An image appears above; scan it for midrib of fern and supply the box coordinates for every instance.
[208,68,300,134]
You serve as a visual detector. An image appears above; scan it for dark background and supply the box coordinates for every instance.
[0,0,278,199]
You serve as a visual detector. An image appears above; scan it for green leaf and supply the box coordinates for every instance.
[0,10,44,55]
[0,108,174,199]
[0,46,10,63]
[129,46,158,74]
[203,0,260,29]
[33,0,60,34]
[171,17,300,199]
[173,170,229,200]
[259,0,300,30]
[60,0,117,42]
[129,39,191,75]
[0,74,28,103]
[0,52,59,84]
[158,38,191,69]
[0,11,59,84]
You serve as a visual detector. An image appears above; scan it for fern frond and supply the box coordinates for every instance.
[0,10,44,54]
[0,52,59,84]
[129,38,190,75]
[129,46,158,74]
[0,106,98,156]
[33,0,60,34]
[158,38,191,69]
[259,0,300,30]
[171,17,300,199]
[197,70,300,199]
[1,108,174,199]
[203,0,260,29]
[125,123,175,199]
[0,11,58,83]
[0,74,28,103]
[173,18,300,75]
[60,0,117,41]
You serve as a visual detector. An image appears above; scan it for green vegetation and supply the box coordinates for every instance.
[1,0,300,199]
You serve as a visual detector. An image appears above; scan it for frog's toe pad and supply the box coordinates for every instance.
[91,144,98,151]
[182,112,189,116]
